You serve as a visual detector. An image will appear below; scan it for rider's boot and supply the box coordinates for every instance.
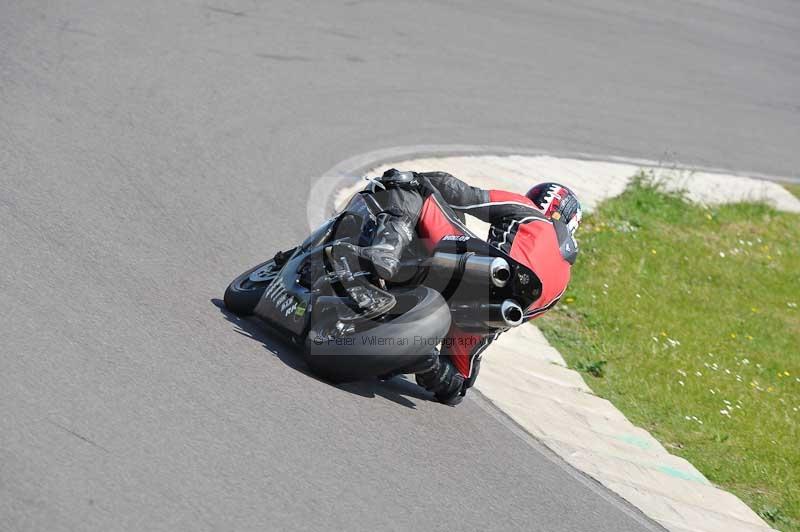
[415,353,466,406]
[324,244,396,321]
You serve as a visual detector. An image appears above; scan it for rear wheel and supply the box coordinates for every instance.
[304,286,452,383]
[223,259,280,316]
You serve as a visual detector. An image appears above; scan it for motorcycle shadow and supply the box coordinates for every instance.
[210,298,433,409]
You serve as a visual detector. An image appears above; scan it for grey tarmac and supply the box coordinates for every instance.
[2,1,797,530]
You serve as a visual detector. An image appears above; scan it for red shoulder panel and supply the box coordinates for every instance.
[416,195,463,252]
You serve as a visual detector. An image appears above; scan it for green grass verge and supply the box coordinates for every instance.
[537,175,800,530]
[785,183,800,200]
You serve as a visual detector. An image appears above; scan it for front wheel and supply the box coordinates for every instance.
[223,259,280,316]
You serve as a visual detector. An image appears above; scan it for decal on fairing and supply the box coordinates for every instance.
[263,279,299,317]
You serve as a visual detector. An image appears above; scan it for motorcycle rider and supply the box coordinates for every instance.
[345,169,581,405]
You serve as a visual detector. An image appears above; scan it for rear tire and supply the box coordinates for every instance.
[223,259,278,316]
[305,286,452,383]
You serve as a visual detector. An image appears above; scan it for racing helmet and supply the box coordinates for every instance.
[526,182,582,235]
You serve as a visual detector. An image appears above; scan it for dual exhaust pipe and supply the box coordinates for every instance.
[430,251,524,329]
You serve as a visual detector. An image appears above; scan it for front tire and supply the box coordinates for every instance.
[223,259,279,316]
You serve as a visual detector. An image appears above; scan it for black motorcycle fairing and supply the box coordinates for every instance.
[253,247,315,336]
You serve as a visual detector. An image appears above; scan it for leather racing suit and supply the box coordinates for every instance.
[357,170,577,404]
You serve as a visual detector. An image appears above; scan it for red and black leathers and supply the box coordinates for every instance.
[359,170,577,403]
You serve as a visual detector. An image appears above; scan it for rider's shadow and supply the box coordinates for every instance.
[210,299,432,409]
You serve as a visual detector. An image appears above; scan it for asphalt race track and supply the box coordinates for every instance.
[2,1,798,530]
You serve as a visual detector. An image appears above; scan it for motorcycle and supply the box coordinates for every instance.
[224,184,542,383]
